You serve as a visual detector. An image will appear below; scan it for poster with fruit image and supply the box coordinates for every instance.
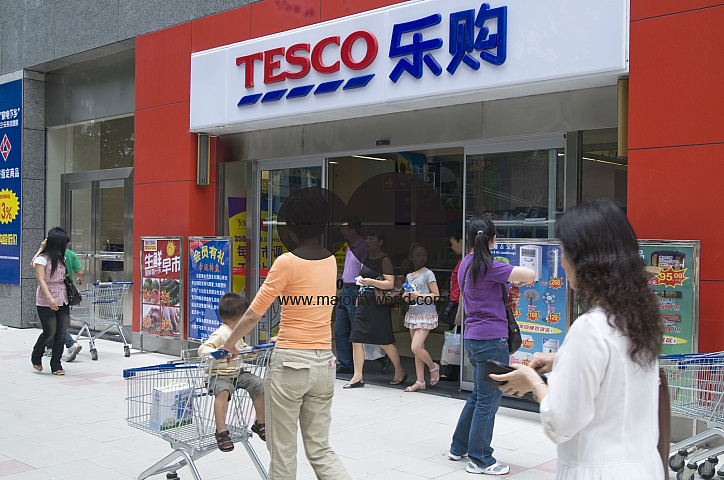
[141,237,183,337]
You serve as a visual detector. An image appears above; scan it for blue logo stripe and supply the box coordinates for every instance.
[314,80,344,95]
[261,89,288,103]
[237,93,262,106]
[287,84,315,99]
[343,74,375,90]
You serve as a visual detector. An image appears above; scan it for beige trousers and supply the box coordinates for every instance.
[264,348,350,480]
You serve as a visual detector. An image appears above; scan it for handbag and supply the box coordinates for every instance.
[502,283,521,355]
[64,276,82,306]
[440,296,459,327]
[440,326,461,366]
[374,274,404,305]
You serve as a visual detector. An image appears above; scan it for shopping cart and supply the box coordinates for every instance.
[660,353,724,480]
[124,344,274,480]
[70,281,132,360]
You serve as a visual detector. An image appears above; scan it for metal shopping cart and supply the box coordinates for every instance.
[70,281,132,360]
[660,353,724,480]
[124,344,274,480]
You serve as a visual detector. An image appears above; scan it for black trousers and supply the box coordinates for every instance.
[32,305,70,372]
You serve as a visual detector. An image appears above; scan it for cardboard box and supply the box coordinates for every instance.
[150,382,193,431]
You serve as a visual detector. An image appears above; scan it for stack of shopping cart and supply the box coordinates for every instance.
[124,344,273,480]
[70,281,132,360]
[661,353,724,480]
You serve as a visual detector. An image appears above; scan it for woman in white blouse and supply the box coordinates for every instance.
[491,199,663,480]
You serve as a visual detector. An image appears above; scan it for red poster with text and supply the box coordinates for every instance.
[141,238,182,337]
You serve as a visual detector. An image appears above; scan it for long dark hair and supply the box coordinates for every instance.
[40,229,70,277]
[465,215,497,286]
[556,199,661,368]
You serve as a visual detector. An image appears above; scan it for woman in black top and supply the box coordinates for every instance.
[345,229,407,388]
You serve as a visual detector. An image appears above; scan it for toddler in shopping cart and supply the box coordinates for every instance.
[198,292,266,452]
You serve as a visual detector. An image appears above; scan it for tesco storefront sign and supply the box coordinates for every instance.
[190,0,628,133]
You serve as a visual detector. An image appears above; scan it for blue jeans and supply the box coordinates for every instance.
[450,337,508,468]
[334,286,358,369]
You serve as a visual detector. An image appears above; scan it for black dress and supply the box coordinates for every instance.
[349,256,396,345]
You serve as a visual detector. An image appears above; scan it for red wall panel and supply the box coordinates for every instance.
[250,0,321,38]
[629,6,724,150]
[631,0,723,21]
[698,281,724,352]
[321,0,407,21]
[136,23,192,110]
[134,103,196,185]
[192,6,251,53]
[627,145,724,282]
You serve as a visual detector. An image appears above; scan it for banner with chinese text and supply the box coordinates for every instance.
[188,237,231,342]
[0,79,22,286]
[489,241,568,366]
[141,237,183,337]
[639,241,699,355]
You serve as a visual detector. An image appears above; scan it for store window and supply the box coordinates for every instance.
[465,148,564,238]
[580,128,625,207]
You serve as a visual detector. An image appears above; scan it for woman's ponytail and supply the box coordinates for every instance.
[466,216,496,286]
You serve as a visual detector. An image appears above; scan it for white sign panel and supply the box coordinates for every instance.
[191,0,628,134]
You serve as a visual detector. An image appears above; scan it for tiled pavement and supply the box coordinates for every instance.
[0,326,562,479]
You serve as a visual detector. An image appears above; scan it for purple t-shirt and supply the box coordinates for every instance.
[458,255,514,341]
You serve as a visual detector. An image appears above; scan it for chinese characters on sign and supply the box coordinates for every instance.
[141,238,182,337]
[188,238,231,342]
[489,241,567,366]
[384,2,507,82]
[0,80,22,286]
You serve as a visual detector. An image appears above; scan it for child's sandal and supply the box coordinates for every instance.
[404,380,426,392]
[251,421,266,441]
[429,363,440,386]
[215,430,234,452]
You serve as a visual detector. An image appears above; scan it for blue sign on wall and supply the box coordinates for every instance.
[188,237,232,342]
[0,79,22,286]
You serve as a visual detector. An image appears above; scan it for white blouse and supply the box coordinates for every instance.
[540,306,663,480]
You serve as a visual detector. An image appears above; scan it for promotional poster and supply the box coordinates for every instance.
[141,238,182,337]
[188,237,231,342]
[0,80,22,286]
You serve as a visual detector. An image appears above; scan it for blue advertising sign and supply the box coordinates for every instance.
[490,241,567,366]
[188,237,232,342]
[0,79,22,286]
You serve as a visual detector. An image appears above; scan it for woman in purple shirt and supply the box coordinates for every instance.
[448,215,535,475]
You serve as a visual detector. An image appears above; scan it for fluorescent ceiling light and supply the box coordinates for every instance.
[352,155,389,161]
[582,157,627,167]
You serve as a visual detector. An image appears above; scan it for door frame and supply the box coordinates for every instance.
[246,157,326,342]
[60,167,133,287]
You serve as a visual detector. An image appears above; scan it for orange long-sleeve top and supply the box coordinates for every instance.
[249,252,337,350]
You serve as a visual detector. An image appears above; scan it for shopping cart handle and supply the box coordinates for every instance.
[210,343,275,359]
[123,362,197,378]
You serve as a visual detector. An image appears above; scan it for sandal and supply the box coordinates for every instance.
[390,371,408,385]
[215,430,234,452]
[251,421,266,441]
[32,364,42,372]
[404,380,426,392]
[52,370,65,376]
[429,363,440,386]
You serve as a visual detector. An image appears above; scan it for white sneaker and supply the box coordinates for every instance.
[66,343,82,362]
[44,348,52,357]
[466,461,510,475]
[448,452,463,461]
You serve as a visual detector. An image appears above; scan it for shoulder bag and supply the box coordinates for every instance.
[64,276,82,306]
[501,283,521,354]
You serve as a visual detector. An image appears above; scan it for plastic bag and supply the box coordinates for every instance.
[440,327,461,366]
[363,343,385,360]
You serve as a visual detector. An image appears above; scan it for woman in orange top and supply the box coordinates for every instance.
[222,188,350,480]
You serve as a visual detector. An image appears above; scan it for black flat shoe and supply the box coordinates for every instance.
[343,379,365,389]
[390,372,408,385]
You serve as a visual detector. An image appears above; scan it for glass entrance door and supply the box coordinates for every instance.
[61,168,133,287]
[249,159,325,342]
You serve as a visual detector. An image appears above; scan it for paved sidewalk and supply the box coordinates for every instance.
[0,327,558,479]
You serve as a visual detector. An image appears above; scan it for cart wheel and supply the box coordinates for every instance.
[677,463,697,480]
[166,473,179,479]
[670,450,688,472]
[700,459,718,480]
[124,346,131,357]
[91,349,98,361]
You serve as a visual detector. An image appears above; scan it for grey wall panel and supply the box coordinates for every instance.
[194,0,256,18]
[22,77,44,130]
[52,0,119,59]
[20,7,56,68]
[0,285,22,328]
[118,0,196,40]
[22,179,46,230]
[22,129,46,180]
[1,16,23,73]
